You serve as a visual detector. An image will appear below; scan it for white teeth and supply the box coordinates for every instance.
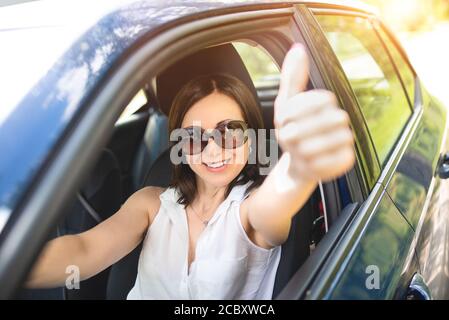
[208,161,224,168]
[205,159,230,168]
[208,162,223,168]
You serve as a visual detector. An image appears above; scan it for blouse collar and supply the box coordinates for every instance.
[159,180,254,228]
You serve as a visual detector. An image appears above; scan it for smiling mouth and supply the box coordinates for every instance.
[203,158,231,169]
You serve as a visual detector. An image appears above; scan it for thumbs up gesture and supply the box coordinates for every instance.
[274,43,355,182]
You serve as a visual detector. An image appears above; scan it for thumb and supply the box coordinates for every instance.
[276,43,310,107]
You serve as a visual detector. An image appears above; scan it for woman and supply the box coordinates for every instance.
[26,44,355,299]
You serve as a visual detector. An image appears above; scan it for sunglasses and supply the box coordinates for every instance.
[177,119,249,155]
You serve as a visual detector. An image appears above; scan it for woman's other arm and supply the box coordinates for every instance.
[26,186,163,288]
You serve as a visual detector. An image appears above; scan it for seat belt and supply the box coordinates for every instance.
[76,192,102,224]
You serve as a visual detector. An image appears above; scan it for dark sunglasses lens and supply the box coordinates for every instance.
[180,122,247,153]
[182,137,207,155]
[223,130,247,149]
[222,121,248,149]
[180,127,205,155]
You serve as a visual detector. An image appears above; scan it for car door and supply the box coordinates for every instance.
[313,10,449,299]
[372,20,449,299]
[277,5,424,299]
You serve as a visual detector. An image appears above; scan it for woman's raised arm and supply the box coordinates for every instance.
[240,44,355,248]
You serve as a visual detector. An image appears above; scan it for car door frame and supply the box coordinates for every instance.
[277,4,426,300]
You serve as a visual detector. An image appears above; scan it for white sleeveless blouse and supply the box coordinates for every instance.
[127,181,282,300]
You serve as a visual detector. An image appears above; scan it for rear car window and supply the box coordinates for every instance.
[375,26,416,106]
[315,15,412,166]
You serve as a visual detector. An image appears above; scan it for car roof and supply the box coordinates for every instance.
[0,0,375,31]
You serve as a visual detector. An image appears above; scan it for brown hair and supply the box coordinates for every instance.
[168,73,267,206]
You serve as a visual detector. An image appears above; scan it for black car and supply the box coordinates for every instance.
[0,0,448,299]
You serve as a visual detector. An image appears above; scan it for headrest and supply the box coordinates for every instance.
[156,43,260,116]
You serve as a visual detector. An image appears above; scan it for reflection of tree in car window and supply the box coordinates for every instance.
[317,15,412,166]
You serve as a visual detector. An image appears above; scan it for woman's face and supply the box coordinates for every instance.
[181,91,249,188]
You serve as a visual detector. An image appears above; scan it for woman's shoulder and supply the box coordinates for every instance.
[139,186,166,200]
[130,186,166,223]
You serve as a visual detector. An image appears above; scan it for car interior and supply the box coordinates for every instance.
[16,40,352,300]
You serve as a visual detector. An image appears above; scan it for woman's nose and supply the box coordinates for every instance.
[203,137,222,157]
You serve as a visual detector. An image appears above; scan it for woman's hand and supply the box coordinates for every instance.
[241,43,356,248]
[274,43,355,183]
